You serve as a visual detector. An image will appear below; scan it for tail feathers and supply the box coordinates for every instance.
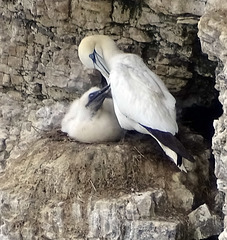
[157,140,187,172]
[141,125,195,163]
[140,124,195,172]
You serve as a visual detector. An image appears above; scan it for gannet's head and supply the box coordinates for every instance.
[78,35,121,81]
[84,85,110,113]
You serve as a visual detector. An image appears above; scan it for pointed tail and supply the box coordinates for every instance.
[141,124,195,172]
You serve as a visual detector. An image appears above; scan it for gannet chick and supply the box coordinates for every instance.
[61,86,123,143]
[78,35,194,172]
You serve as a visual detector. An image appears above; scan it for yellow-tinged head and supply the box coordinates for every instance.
[78,35,122,80]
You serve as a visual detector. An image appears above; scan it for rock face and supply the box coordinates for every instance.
[188,204,222,239]
[198,1,227,239]
[0,0,224,239]
[0,136,216,239]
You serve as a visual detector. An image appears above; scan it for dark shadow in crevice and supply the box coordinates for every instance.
[202,235,219,240]
[181,97,223,145]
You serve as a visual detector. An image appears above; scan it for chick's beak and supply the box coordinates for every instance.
[86,84,111,111]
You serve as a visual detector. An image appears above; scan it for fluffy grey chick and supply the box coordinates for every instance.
[61,86,123,143]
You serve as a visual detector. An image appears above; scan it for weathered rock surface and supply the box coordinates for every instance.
[0,0,224,239]
[0,135,213,239]
[188,204,222,239]
[198,0,227,239]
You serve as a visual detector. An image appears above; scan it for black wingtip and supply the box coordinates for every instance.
[177,154,183,166]
[141,124,195,163]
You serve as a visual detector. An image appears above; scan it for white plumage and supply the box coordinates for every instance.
[78,35,194,171]
[61,87,123,143]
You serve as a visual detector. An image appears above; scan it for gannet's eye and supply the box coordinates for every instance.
[88,92,95,100]
[89,52,96,63]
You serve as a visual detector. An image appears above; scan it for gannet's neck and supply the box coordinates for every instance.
[95,36,122,68]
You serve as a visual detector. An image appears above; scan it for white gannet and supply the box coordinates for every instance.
[78,35,195,172]
[61,86,123,143]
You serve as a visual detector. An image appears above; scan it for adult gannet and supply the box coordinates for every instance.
[61,86,123,143]
[78,35,194,171]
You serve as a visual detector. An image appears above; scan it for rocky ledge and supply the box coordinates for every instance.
[0,131,222,239]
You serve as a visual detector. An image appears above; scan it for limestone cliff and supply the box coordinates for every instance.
[199,1,227,239]
[0,0,224,239]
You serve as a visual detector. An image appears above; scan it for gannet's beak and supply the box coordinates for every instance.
[89,50,110,79]
[86,84,111,111]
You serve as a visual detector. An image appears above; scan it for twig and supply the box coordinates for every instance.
[89,179,97,192]
[133,146,147,160]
